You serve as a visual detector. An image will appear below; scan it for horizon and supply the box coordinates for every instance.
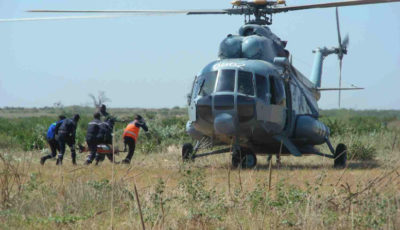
[1,105,400,112]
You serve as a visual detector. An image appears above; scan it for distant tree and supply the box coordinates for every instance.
[88,91,111,108]
[53,101,66,115]
[53,101,64,109]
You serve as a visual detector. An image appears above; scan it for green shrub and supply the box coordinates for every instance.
[322,116,390,137]
[349,139,377,160]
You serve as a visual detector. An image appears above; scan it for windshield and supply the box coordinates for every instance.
[237,71,254,96]
[255,74,269,102]
[216,69,235,93]
[198,71,217,96]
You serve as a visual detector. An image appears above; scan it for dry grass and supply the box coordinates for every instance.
[1,140,400,230]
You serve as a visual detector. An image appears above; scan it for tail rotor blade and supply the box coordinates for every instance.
[336,7,344,59]
[342,34,349,49]
[336,8,342,48]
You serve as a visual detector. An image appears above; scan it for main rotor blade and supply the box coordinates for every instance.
[0,15,119,22]
[272,0,400,13]
[318,87,364,91]
[27,9,230,15]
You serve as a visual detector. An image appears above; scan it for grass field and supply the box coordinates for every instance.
[1,108,400,229]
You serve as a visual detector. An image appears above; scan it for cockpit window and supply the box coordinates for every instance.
[198,71,217,96]
[255,74,269,102]
[237,71,254,96]
[269,76,286,106]
[216,69,235,93]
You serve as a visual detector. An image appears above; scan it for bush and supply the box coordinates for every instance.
[349,139,377,160]
[321,116,391,137]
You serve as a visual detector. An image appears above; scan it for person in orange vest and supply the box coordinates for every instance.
[122,115,148,164]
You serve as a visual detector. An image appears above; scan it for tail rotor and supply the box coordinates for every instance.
[335,7,349,108]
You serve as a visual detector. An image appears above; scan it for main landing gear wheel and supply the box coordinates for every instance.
[182,143,194,162]
[232,148,257,169]
[334,143,347,168]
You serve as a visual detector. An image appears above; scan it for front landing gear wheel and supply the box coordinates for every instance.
[182,143,194,162]
[232,148,257,169]
[334,143,347,168]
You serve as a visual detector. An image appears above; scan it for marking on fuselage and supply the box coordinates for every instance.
[214,62,246,69]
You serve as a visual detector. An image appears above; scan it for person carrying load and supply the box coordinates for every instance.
[56,114,80,165]
[84,112,102,165]
[94,117,116,164]
[40,115,66,165]
[122,115,148,164]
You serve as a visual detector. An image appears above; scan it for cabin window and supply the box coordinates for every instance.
[198,71,217,96]
[255,74,269,102]
[290,83,312,115]
[216,69,235,92]
[237,71,254,96]
[269,76,286,106]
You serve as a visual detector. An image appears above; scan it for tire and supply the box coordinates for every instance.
[334,143,347,168]
[182,143,194,162]
[232,148,257,169]
[242,151,257,168]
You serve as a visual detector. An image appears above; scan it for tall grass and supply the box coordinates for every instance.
[1,108,400,229]
[1,149,399,229]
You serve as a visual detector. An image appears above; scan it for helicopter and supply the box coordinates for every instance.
[3,0,400,168]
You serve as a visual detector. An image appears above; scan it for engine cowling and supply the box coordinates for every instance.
[294,115,330,145]
[219,35,243,59]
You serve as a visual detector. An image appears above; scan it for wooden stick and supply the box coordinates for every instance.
[160,195,165,230]
[228,139,233,198]
[277,140,283,169]
[134,183,145,230]
[110,126,115,230]
[268,155,272,191]
[228,166,231,197]
[238,152,243,192]
[392,133,398,153]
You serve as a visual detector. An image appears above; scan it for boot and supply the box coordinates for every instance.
[56,158,62,165]
[121,158,131,164]
[40,157,46,165]
[84,160,92,165]
[72,158,77,165]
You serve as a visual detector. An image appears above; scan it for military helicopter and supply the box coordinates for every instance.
[5,0,400,168]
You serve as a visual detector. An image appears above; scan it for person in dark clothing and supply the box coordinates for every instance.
[56,114,80,165]
[94,117,116,165]
[97,104,110,121]
[85,112,102,165]
[97,117,115,145]
[40,115,66,165]
[122,115,148,164]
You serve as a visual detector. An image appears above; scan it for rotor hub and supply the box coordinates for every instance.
[230,0,286,25]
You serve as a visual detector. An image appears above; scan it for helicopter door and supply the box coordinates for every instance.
[188,76,198,121]
[256,75,286,132]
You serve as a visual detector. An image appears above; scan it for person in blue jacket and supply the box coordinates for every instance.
[40,115,66,165]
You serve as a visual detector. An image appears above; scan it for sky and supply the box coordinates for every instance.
[0,0,399,109]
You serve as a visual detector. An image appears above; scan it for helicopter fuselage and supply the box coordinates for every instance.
[186,57,330,155]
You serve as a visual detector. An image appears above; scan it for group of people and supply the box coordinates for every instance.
[40,105,148,166]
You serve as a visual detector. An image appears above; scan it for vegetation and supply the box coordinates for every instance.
[0,107,399,229]
[0,106,190,154]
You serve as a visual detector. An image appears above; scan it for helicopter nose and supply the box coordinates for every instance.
[214,113,235,136]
